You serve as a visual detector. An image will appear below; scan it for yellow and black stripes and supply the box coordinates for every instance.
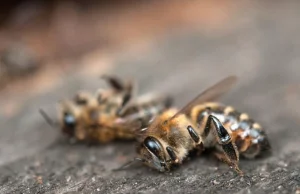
[190,102,270,158]
[121,96,172,128]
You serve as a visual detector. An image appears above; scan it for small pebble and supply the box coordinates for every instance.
[36,176,43,184]
[260,164,268,172]
[34,160,41,167]
[213,180,220,185]
[259,172,270,178]
[66,176,71,182]
[273,167,283,173]
[291,172,299,177]
[97,188,100,191]
[209,167,218,171]
[278,161,288,167]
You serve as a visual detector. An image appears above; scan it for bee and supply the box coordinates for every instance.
[40,75,173,143]
[117,76,271,175]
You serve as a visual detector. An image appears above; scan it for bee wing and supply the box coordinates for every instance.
[113,118,142,131]
[172,75,237,118]
[113,117,147,141]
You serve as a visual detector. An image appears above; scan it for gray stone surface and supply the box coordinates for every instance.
[1,1,300,193]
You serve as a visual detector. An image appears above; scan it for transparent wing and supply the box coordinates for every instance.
[113,118,142,131]
[171,75,237,119]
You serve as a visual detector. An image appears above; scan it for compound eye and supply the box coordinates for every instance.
[64,112,76,127]
[144,137,162,158]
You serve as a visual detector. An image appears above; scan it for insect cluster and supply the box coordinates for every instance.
[41,75,271,175]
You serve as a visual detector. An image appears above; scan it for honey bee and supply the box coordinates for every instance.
[40,75,173,143]
[117,76,271,175]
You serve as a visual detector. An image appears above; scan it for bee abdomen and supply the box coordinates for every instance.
[224,109,265,142]
[190,102,226,132]
[191,102,270,158]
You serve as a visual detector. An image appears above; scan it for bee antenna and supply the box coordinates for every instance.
[112,158,145,171]
[39,108,58,128]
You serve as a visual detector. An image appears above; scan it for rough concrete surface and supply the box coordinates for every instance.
[1,1,300,194]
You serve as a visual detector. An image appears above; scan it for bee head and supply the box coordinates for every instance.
[59,101,80,137]
[61,111,77,136]
[138,136,171,172]
[39,106,77,137]
[136,109,186,172]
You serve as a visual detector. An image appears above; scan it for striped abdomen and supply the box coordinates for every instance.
[190,102,271,158]
[121,96,173,128]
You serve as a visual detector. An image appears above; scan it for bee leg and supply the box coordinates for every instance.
[100,75,136,116]
[116,92,132,117]
[74,91,92,105]
[112,158,145,171]
[101,75,126,92]
[166,146,179,163]
[213,151,244,176]
[116,80,136,116]
[187,125,200,144]
[185,125,204,156]
[204,115,242,175]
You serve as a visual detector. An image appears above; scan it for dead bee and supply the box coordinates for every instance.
[76,92,172,143]
[40,75,172,143]
[117,76,271,175]
[41,75,132,138]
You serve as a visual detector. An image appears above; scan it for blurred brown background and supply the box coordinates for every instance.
[0,0,238,114]
[0,1,300,193]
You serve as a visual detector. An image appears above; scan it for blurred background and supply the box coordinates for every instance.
[0,0,240,112]
[0,0,300,193]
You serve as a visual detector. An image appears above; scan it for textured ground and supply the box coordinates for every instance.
[1,1,300,194]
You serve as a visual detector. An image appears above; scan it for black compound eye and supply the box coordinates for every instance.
[144,137,162,158]
[64,113,76,127]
